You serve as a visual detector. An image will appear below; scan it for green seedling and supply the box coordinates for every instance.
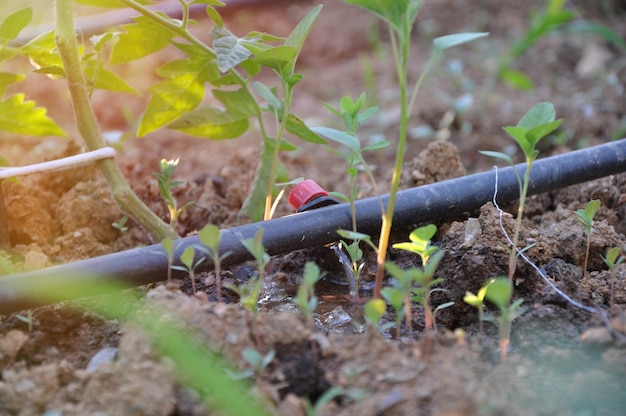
[172,246,205,294]
[363,298,387,329]
[601,246,624,312]
[315,92,389,233]
[483,277,527,362]
[198,224,230,302]
[234,347,276,382]
[313,93,383,229]
[292,261,322,328]
[15,309,33,333]
[392,224,449,330]
[343,0,487,299]
[336,230,379,303]
[112,215,129,233]
[226,277,263,316]
[575,199,601,276]
[242,228,271,289]
[305,386,345,416]
[480,101,563,282]
[463,284,488,337]
[380,273,408,339]
[153,158,193,230]
[162,237,175,285]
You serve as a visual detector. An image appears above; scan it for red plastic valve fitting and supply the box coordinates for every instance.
[288,179,339,212]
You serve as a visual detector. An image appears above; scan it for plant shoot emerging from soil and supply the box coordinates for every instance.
[575,199,601,276]
[601,246,624,312]
[153,158,193,231]
[173,246,205,294]
[343,0,487,298]
[292,261,322,329]
[484,278,527,362]
[481,101,563,282]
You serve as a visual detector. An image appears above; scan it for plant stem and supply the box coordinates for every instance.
[373,23,410,299]
[55,0,178,241]
[508,160,531,282]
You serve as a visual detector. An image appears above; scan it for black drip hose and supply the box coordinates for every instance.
[0,139,625,314]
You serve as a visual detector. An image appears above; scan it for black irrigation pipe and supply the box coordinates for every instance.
[0,138,625,314]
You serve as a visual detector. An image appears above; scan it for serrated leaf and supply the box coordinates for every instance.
[0,8,32,44]
[169,106,250,139]
[110,16,175,64]
[286,114,326,144]
[433,32,488,51]
[0,94,66,137]
[20,31,63,70]
[517,102,556,129]
[138,73,205,137]
[211,26,252,73]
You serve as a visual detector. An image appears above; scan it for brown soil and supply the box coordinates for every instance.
[1,0,626,415]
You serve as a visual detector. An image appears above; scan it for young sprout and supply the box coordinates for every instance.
[172,246,205,294]
[292,261,322,328]
[336,230,379,303]
[15,309,33,333]
[575,199,601,276]
[241,347,276,382]
[315,92,388,233]
[112,215,129,233]
[162,238,175,285]
[483,277,527,362]
[153,158,193,230]
[226,277,263,316]
[242,228,271,290]
[363,298,386,329]
[480,102,563,282]
[601,246,624,312]
[463,284,488,337]
[380,273,408,339]
[198,224,230,302]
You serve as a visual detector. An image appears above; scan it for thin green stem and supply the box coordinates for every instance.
[55,0,177,241]
[508,160,531,281]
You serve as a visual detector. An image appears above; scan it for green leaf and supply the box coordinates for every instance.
[0,72,24,96]
[20,31,63,71]
[0,94,66,137]
[199,224,221,250]
[463,291,483,307]
[517,102,556,129]
[311,126,360,153]
[0,8,32,44]
[433,32,489,51]
[498,68,534,91]
[364,298,386,326]
[110,16,176,64]
[285,114,327,144]
[285,5,322,53]
[526,119,563,145]
[211,26,252,73]
[410,224,437,246]
[484,278,512,309]
[302,261,321,286]
[82,60,140,95]
[564,21,626,51]
[337,229,371,242]
[169,106,250,140]
[252,81,281,110]
[343,0,418,32]
[180,246,195,269]
[138,72,206,137]
[213,88,257,116]
[478,150,514,166]
[253,46,297,73]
